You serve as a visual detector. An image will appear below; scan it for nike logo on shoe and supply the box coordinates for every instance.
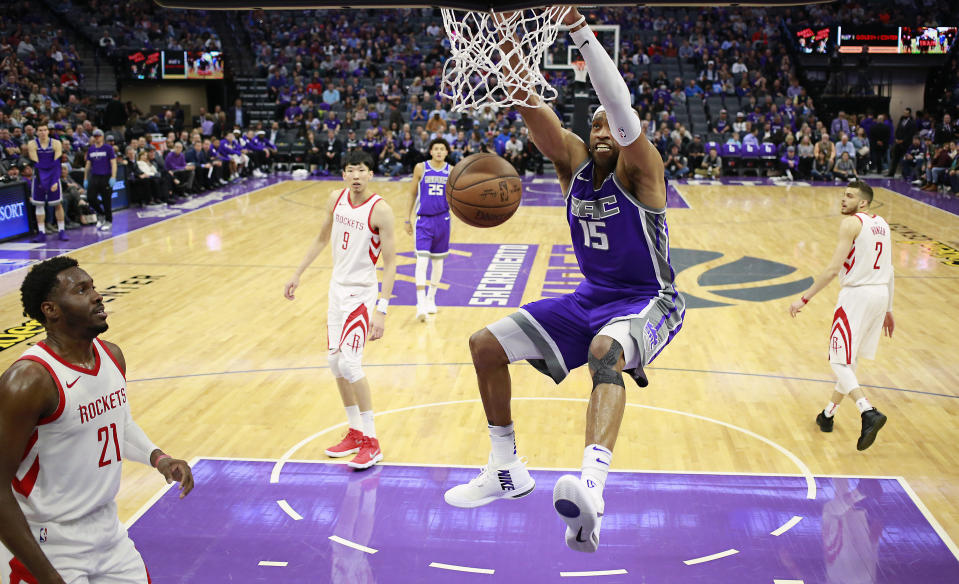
[497,469,515,491]
[576,527,587,542]
[66,376,80,388]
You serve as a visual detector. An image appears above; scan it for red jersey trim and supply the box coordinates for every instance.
[338,304,370,349]
[367,196,382,232]
[17,356,65,425]
[11,457,40,498]
[347,190,377,210]
[37,341,101,376]
[20,429,38,462]
[96,338,126,379]
[9,557,39,584]
[830,307,853,364]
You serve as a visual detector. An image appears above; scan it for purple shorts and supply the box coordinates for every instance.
[414,213,451,258]
[30,171,62,205]
[514,282,685,385]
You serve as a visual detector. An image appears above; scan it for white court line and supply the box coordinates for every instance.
[683,548,739,565]
[329,535,378,554]
[771,515,803,536]
[276,499,303,520]
[429,562,494,575]
[124,455,201,528]
[773,580,804,583]
[896,476,959,561]
[560,569,629,577]
[258,561,288,567]
[269,397,816,502]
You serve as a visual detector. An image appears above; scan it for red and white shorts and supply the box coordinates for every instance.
[327,282,377,356]
[1,502,150,583]
[828,285,888,365]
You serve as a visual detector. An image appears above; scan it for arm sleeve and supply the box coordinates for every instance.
[123,408,159,467]
[569,24,642,146]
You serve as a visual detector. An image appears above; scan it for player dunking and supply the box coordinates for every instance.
[789,181,893,450]
[26,124,68,242]
[444,7,685,553]
[406,138,451,321]
[0,256,193,584]
[284,151,397,470]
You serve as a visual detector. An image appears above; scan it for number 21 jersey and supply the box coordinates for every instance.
[13,339,129,524]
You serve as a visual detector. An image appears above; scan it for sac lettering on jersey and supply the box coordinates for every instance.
[569,195,620,220]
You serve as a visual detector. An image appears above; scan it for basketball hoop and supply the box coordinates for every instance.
[440,6,571,113]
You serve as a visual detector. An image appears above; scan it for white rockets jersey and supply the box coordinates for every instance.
[839,212,893,287]
[331,188,383,288]
[13,339,128,524]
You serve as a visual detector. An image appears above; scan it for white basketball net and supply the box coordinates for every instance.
[440,6,571,113]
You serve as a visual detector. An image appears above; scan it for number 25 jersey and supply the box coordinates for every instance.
[13,339,129,524]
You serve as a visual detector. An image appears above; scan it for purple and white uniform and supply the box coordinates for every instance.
[491,159,685,386]
[30,138,62,205]
[413,160,451,258]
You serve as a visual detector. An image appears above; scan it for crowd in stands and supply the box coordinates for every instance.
[52,0,222,53]
[1,0,958,240]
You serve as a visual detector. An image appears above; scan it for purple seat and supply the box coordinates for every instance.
[740,143,761,176]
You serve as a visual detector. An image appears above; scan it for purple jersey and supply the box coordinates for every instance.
[85,143,115,176]
[415,161,450,217]
[567,159,677,298]
[33,138,61,189]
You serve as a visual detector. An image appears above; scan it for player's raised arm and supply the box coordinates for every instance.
[370,200,397,341]
[497,13,585,177]
[284,188,340,300]
[565,8,665,206]
[0,362,67,584]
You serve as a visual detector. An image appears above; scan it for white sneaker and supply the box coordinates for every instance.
[98,221,112,231]
[444,456,535,508]
[553,475,605,553]
[425,297,437,315]
[415,301,427,322]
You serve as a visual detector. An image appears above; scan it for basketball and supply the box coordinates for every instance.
[445,153,522,228]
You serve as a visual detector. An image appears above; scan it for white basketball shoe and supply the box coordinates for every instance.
[415,301,427,322]
[444,455,535,508]
[553,474,605,553]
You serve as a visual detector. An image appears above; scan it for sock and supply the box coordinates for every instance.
[489,422,517,465]
[581,444,612,502]
[855,397,873,414]
[345,405,363,432]
[416,287,426,304]
[58,221,65,231]
[824,402,839,418]
[426,285,437,302]
[36,219,45,234]
[361,410,376,438]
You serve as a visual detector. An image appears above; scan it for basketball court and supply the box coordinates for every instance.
[1,172,957,583]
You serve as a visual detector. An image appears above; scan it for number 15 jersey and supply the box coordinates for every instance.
[13,339,129,524]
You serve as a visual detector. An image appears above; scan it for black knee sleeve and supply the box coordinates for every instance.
[588,339,625,391]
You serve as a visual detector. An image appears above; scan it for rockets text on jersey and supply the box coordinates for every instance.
[331,188,383,288]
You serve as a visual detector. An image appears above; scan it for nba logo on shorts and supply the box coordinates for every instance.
[39,527,47,543]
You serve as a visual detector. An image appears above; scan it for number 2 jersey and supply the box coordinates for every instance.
[13,339,130,524]
[567,159,679,299]
[839,212,892,287]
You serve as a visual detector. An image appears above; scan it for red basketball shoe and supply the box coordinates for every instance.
[324,428,365,458]
[347,436,383,470]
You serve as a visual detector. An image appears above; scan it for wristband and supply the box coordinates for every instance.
[376,298,389,314]
[801,296,809,305]
[567,15,587,32]
[153,453,172,468]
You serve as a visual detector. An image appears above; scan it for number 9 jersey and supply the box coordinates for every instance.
[13,339,129,524]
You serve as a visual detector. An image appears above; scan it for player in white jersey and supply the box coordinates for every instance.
[0,256,193,584]
[789,181,895,450]
[284,151,397,470]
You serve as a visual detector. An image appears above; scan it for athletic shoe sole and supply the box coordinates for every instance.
[857,412,887,451]
[553,475,602,553]
[347,451,384,469]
